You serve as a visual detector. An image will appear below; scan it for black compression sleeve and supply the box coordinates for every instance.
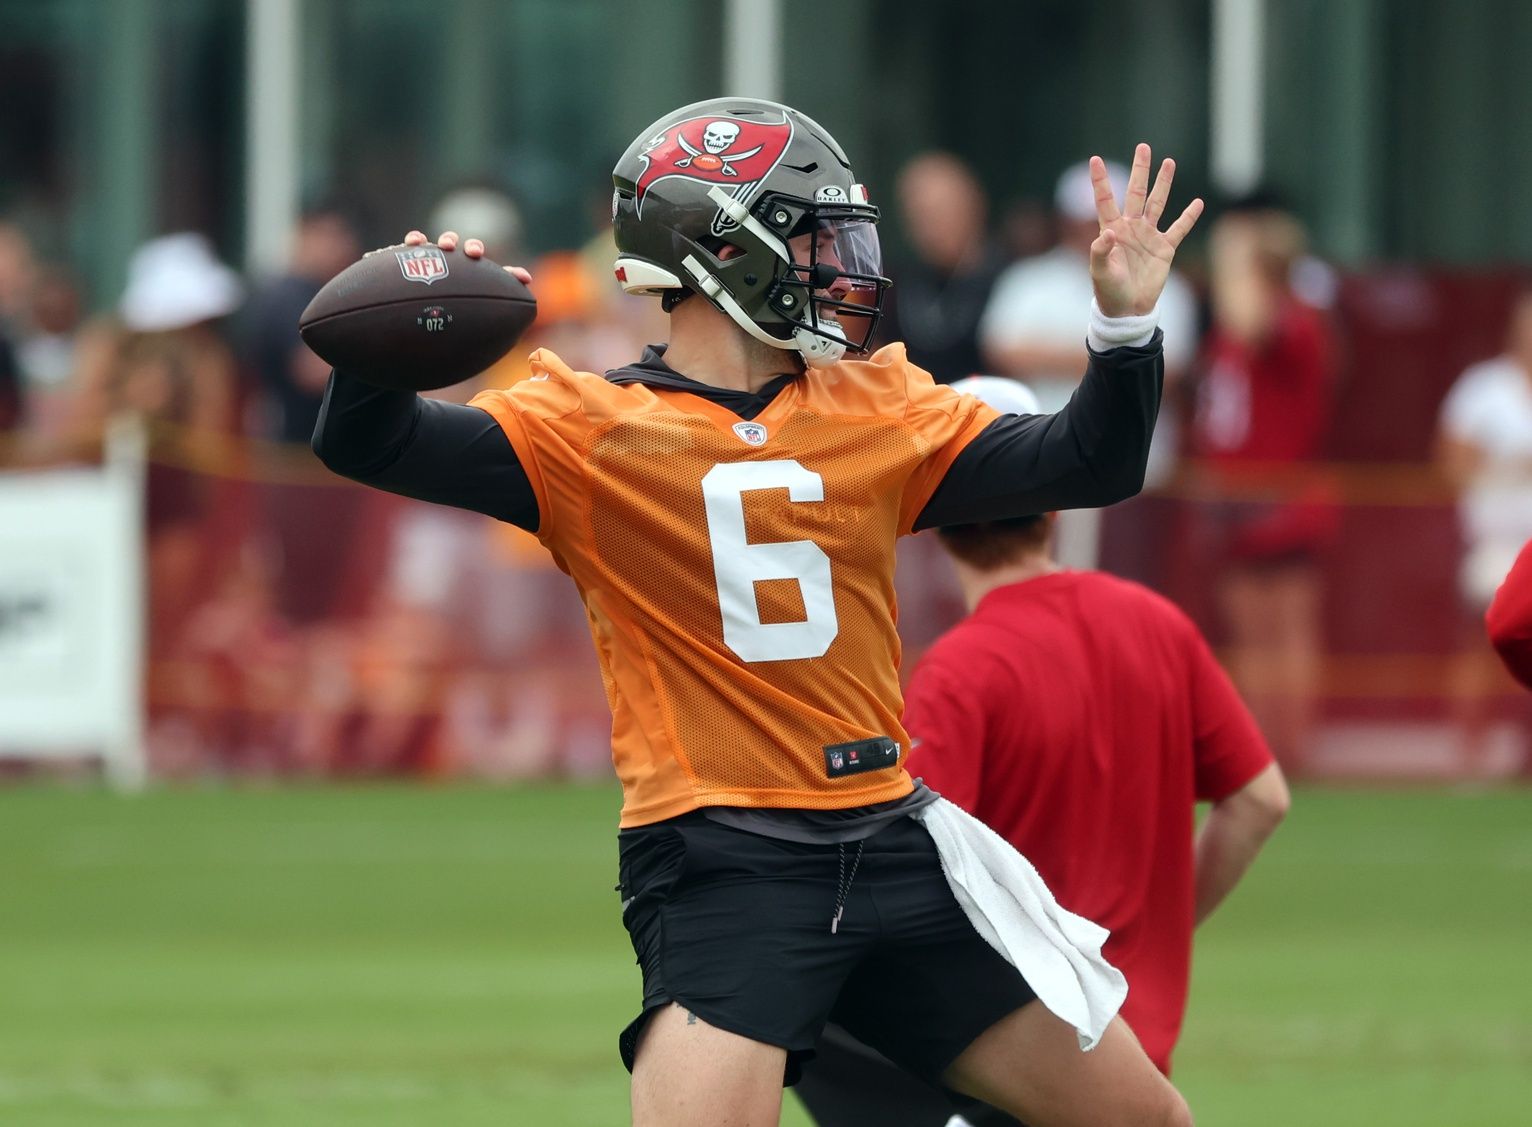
[914,334,1163,530]
[311,370,539,531]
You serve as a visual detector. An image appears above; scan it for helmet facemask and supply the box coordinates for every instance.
[678,188,889,368]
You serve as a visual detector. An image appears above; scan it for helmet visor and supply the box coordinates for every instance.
[789,215,889,353]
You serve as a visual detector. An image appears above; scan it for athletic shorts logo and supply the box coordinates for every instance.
[634,114,795,234]
[396,246,449,285]
[732,421,768,446]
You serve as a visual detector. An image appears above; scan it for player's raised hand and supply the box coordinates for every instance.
[1088,145,1202,318]
[404,229,532,285]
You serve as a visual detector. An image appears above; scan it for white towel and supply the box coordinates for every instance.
[912,796,1127,1051]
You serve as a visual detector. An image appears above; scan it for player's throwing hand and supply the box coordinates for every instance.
[1088,143,1202,318]
[403,228,533,285]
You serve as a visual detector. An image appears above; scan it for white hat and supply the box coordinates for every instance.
[950,375,1042,417]
[119,232,244,332]
[428,187,523,260]
[1053,159,1128,224]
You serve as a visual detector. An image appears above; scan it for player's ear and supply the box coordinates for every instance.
[716,243,747,260]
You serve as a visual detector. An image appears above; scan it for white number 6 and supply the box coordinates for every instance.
[701,460,839,663]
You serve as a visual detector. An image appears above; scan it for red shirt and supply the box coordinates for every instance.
[1194,298,1335,464]
[1192,299,1340,560]
[1486,538,1532,688]
[903,571,1272,1074]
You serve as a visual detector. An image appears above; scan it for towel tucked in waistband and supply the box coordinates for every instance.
[912,795,1127,1051]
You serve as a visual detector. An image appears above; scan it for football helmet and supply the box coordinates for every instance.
[612,97,889,368]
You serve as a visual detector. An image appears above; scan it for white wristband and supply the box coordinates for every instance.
[1086,300,1158,353]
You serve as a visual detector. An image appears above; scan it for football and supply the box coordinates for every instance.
[299,242,537,390]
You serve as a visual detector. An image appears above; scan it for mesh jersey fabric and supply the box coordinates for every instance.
[470,344,998,826]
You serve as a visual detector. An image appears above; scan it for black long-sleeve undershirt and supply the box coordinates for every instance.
[310,334,1163,532]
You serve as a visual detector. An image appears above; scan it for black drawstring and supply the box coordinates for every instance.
[831,840,865,934]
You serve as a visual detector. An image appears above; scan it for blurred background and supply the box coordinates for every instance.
[1,2,1529,1125]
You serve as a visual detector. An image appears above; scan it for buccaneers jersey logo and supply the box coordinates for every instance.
[634,114,795,234]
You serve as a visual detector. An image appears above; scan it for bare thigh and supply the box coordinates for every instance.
[630,1002,787,1127]
[943,1006,1192,1127]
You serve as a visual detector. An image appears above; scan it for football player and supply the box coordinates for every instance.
[312,97,1203,1127]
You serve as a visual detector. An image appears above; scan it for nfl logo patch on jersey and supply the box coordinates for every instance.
[732,421,768,446]
[395,246,449,285]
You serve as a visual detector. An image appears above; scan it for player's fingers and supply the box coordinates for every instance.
[1089,227,1117,268]
[1145,158,1175,224]
[1091,156,1122,225]
[463,238,485,258]
[1123,143,1151,218]
[404,230,427,246]
[1163,197,1205,249]
[506,266,532,284]
[435,230,459,251]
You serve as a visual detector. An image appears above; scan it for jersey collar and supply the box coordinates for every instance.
[605,345,800,422]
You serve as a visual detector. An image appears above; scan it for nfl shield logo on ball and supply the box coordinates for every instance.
[395,246,449,285]
[732,421,768,446]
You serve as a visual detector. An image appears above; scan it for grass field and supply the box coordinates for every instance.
[2,783,1529,1125]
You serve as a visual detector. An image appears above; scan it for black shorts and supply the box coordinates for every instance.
[615,811,1037,1085]
[793,1022,1024,1127]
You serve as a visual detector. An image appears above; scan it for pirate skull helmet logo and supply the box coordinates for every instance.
[675,119,764,176]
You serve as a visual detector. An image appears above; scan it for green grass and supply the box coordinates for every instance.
[1,783,1529,1125]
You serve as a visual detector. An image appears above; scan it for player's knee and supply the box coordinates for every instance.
[1108,1083,1192,1127]
[1157,1087,1194,1127]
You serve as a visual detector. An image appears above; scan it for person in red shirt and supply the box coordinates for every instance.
[1485,540,1532,776]
[1189,199,1338,775]
[795,378,1289,1127]
[1487,538,1532,690]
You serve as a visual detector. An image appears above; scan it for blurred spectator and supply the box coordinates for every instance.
[0,325,20,433]
[0,222,33,434]
[1437,288,1532,611]
[78,232,244,441]
[429,183,525,264]
[980,160,1199,575]
[997,196,1054,263]
[241,201,375,639]
[0,221,36,333]
[69,232,245,650]
[879,152,1007,385]
[1189,202,1338,774]
[244,201,364,443]
[14,265,85,441]
[1436,287,1532,770]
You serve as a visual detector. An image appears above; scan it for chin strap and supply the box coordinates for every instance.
[793,320,847,368]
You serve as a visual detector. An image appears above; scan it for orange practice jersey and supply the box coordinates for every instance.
[470,344,998,826]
